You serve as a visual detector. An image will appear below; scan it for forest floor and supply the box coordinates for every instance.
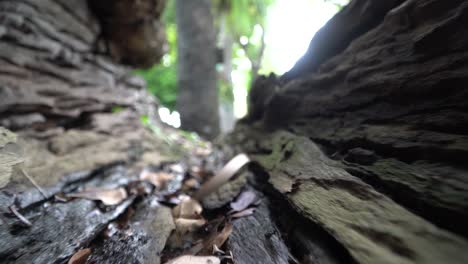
[0,124,278,264]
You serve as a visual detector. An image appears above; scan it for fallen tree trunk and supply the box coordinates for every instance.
[227,0,468,263]
[1,0,468,263]
[0,1,181,263]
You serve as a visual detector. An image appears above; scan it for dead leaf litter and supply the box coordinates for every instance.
[62,153,255,263]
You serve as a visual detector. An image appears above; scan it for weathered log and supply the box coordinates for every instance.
[87,198,175,264]
[0,1,179,263]
[0,0,178,194]
[228,130,468,264]
[226,190,291,264]
[2,0,468,263]
[231,0,468,263]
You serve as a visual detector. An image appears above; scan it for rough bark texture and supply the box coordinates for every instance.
[176,0,220,139]
[2,0,468,263]
[0,0,173,187]
[0,1,177,263]
[227,0,468,263]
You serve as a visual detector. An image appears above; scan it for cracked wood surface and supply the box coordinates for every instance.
[231,0,468,263]
[1,0,468,263]
[227,129,468,264]
[0,2,176,262]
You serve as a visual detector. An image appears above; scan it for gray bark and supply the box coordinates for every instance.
[0,1,175,263]
[175,0,220,139]
[229,0,468,263]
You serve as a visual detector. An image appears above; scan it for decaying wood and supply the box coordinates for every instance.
[0,1,180,263]
[226,196,291,264]
[0,196,133,263]
[2,0,468,263]
[88,0,167,67]
[229,131,468,264]
[0,0,177,195]
[87,198,175,264]
[228,0,468,263]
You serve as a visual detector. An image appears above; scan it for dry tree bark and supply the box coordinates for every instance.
[0,1,176,263]
[1,0,468,263]
[0,0,171,187]
[226,0,468,263]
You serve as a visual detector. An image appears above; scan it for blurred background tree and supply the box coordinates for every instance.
[214,0,273,130]
[175,0,220,139]
[134,0,348,135]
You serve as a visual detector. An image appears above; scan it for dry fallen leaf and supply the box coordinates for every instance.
[194,154,250,200]
[230,190,257,212]
[170,196,207,248]
[175,218,207,234]
[190,222,233,255]
[68,248,91,264]
[165,255,220,264]
[172,197,203,219]
[140,170,174,188]
[209,223,233,251]
[184,178,200,189]
[67,187,128,206]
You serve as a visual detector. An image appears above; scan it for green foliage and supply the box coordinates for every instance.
[140,114,209,150]
[134,10,178,110]
[134,56,177,110]
[111,106,124,113]
[215,0,275,100]
[214,0,273,37]
[163,0,176,23]
[219,78,234,103]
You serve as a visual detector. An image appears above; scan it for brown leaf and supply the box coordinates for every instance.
[210,223,233,249]
[67,187,128,206]
[68,248,91,264]
[172,197,203,219]
[175,218,207,234]
[140,170,174,188]
[194,154,250,200]
[184,178,200,189]
[191,222,233,255]
[165,255,220,264]
[230,190,257,212]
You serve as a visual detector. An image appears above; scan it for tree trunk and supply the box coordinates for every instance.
[175,0,220,139]
[219,16,236,132]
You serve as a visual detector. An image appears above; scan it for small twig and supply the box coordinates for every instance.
[213,244,225,255]
[21,168,48,199]
[8,205,32,227]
